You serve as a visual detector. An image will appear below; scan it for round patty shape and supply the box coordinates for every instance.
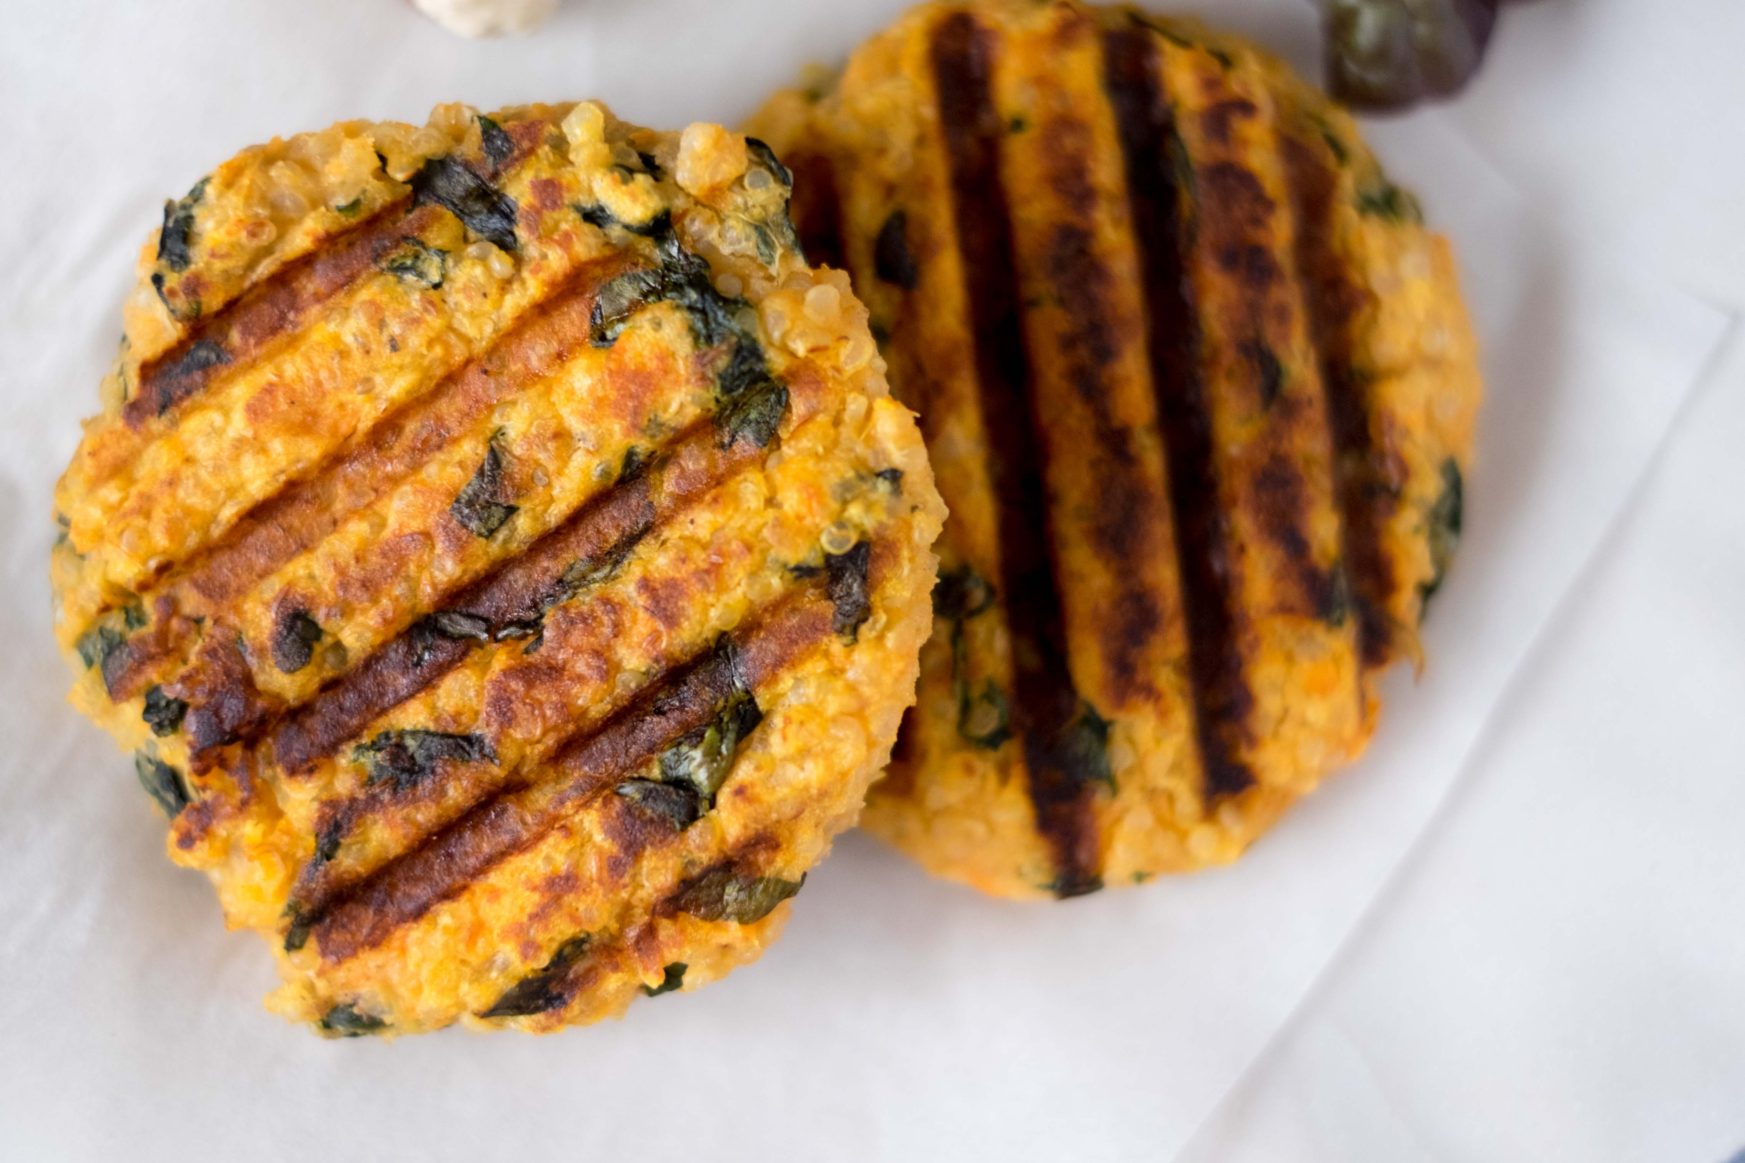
[51,101,944,1034]
[748,1,1482,898]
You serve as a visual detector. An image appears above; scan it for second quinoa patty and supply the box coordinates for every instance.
[52,101,944,1035]
[749,0,1482,899]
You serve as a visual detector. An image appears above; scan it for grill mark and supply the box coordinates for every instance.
[270,411,761,777]
[127,128,549,428]
[302,593,833,964]
[934,12,1103,897]
[99,255,634,704]
[128,200,429,426]
[483,833,774,1021]
[1104,24,1256,802]
[1034,111,1164,706]
[166,633,280,771]
[1281,132,1395,665]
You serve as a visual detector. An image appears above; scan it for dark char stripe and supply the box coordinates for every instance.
[1280,132,1396,667]
[933,12,1103,897]
[127,125,549,428]
[301,593,833,964]
[1104,23,1257,802]
[270,409,766,778]
[98,253,639,706]
[129,200,429,426]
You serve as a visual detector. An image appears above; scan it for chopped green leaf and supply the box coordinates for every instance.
[480,935,592,1019]
[408,155,519,252]
[141,685,188,737]
[714,374,788,450]
[573,201,672,238]
[743,137,793,190]
[156,177,209,273]
[668,867,803,924]
[1049,704,1115,791]
[271,608,324,674]
[957,680,1012,749]
[655,685,763,811]
[311,818,344,866]
[134,752,190,817]
[477,114,515,170]
[1356,179,1424,224]
[933,566,995,621]
[616,778,703,829]
[642,962,687,997]
[451,438,519,538]
[590,237,741,349]
[379,236,447,289]
[353,729,496,792]
[76,624,124,671]
[428,609,490,642]
[318,1003,388,1037]
[825,540,872,641]
[552,533,642,606]
[1419,458,1464,609]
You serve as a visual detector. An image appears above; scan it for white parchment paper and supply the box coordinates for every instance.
[0,2,1730,1160]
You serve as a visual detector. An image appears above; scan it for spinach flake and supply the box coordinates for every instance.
[743,137,793,190]
[616,778,703,830]
[353,729,496,792]
[957,680,1013,749]
[1419,458,1464,609]
[379,236,447,289]
[669,867,803,924]
[477,114,515,170]
[318,1003,388,1037]
[574,202,672,238]
[134,753,190,817]
[408,154,520,252]
[1356,179,1423,224]
[642,962,687,997]
[825,540,872,641]
[933,566,995,621]
[429,609,491,642]
[1048,704,1115,791]
[451,438,519,538]
[714,374,788,450]
[587,237,789,447]
[654,685,763,811]
[589,237,740,349]
[156,177,208,273]
[76,624,125,671]
[481,935,592,1018]
[141,685,188,737]
[271,608,324,674]
[312,818,344,866]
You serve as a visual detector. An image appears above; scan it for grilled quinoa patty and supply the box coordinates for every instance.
[51,101,943,1034]
[749,1,1481,898]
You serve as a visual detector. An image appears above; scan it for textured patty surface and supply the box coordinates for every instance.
[749,0,1481,898]
[51,101,944,1033]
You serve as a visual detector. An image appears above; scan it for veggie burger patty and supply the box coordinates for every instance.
[749,0,1482,898]
[51,101,943,1034]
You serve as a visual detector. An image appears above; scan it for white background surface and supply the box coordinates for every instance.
[0,1,1740,1160]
